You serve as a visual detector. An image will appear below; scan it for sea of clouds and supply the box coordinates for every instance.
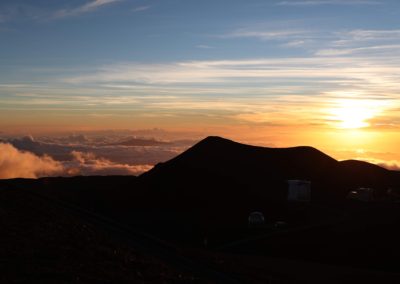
[0,129,199,179]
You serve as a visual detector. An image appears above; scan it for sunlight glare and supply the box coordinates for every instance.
[328,99,382,129]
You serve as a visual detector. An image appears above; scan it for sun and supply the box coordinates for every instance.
[328,99,380,129]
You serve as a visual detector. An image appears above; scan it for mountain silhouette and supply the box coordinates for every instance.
[143,136,335,183]
[141,136,396,202]
[128,136,400,234]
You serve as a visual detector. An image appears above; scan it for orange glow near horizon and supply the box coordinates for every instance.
[0,90,399,172]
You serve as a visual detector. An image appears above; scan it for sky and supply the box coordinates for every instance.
[1,0,400,177]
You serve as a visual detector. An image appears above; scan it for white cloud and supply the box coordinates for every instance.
[330,29,400,50]
[344,29,400,41]
[0,143,63,179]
[54,0,122,18]
[196,44,213,49]
[132,5,151,12]
[66,151,152,176]
[282,40,306,47]
[63,57,400,93]
[0,141,155,178]
[313,29,400,56]
[83,0,121,10]
[276,0,380,6]
[315,44,400,56]
[223,29,309,41]
[1,132,198,177]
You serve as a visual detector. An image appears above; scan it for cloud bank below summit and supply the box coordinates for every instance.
[0,143,63,179]
[0,143,153,179]
[0,143,152,179]
[0,131,197,179]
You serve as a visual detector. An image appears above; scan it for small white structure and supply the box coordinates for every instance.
[287,180,311,202]
[248,211,265,227]
[347,187,374,202]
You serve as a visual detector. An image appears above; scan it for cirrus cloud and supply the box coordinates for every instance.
[53,0,122,19]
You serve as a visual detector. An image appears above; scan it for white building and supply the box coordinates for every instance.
[287,180,311,202]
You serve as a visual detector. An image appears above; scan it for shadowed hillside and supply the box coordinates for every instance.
[140,136,396,205]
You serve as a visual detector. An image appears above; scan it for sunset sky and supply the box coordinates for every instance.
[1,0,400,177]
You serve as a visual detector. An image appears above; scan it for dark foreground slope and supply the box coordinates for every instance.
[0,181,208,284]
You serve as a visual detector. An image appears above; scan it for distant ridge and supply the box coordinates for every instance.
[107,137,170,146]
[141,136,395,205]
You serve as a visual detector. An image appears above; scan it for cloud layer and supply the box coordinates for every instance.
[66,151,153,176]
[0,143,63,179]
[0,131,197,179]
[0,142,154,179]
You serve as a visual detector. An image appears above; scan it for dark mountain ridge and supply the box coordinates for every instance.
[141,136,396,204]
[143,136,336,187]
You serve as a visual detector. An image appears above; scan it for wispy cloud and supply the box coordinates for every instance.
[282,40,306,47]
[332,29,400,47]
[220,23,327,48]
[0,1,123,22]
[62,56,400,91]
[313,28,400,56]
[316,44,400,56]
[344,29,400,41]
[196,44,214,49]
[54,0,122,19]
[223,28,309,41]
[132,5,151,12]
[276,0,381,6]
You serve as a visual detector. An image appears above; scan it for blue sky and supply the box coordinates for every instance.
[1,0,400,148]
[1,0,399,66]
